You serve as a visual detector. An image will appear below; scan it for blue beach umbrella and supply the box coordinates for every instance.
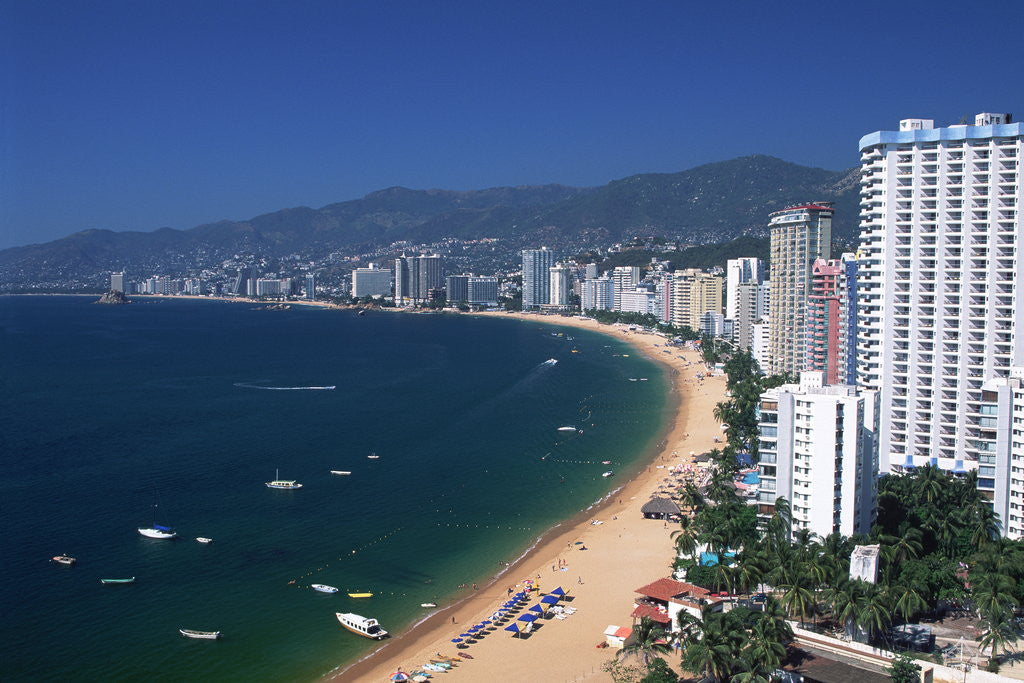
[460,632,472,638]
[541,595,559,605]
[450,638,462,644]
[517,612,539,622]
[504,623,520,633]
[528,604,544,613]
[480,620,492,625]
[550,587,566,596]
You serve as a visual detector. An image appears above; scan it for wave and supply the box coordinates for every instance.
[236,385,335,391]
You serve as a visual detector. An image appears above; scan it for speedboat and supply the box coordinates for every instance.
[542,358,558,366]
[101,577,135,584]
[312,584,339,593]
[330,470,352,475]
[367,454,380,460]
[195,537,214,544]
[557,426,578,432]
[348,592,373,598]
[336,612,388,639]
[420,602,438,608]
[266,469,302,489]
[138,525,177,539]
[602,471,614,478]
[179,629,221,639]
[52,555,76,566]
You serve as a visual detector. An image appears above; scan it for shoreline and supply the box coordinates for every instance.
[329,311,727,682]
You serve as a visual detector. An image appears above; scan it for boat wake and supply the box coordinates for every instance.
[233,382,336,391]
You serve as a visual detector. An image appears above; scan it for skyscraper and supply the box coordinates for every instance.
[394,256,411,303]
[668,269,723,332]
[548,263,572,306]
[725,258,765,320]
[353,264,392,298]
[610,266,640,311]
[110,272,125,293]
[414,254,443,301]
[806,254,856,385]
[856,114,1023,527]
[767,204,833,375]
[446,275,470,303]
[521,248,555,309]
[305,274,316,300]
[581,276,614,311]
[734,281,769,351]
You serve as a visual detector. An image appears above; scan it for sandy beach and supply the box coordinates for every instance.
[329,311,727,682]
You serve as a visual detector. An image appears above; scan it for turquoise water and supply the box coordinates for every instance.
[0,297,667,682]
[742,471,759,485]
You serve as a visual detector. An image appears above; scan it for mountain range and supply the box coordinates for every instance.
[0,155,860,290]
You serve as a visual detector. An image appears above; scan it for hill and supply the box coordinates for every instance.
[0,155,860,290]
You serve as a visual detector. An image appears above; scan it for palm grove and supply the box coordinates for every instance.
[608,346,1023,682]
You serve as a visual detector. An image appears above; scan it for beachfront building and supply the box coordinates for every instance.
[467,276,499,306]
[856,114,1024,524]
[352,263,392,298]
[971,368,1024,540]
[806,255,857,385]
[522,248,555,309]
[548,263,572,306]
[446,275,469,303]
[726,257,765,320]
[110,271,125,293]
[394,254,443,304]
[611,266,641,311]
[751,322,771,371]
[756,371,878,539]
[619,288,658,315]
[668,269,723,332]
[183,278,203,296]
[632,578,724,632]
[767,204,833,375]
[582,276,614,311]
[304,273,316,300]
[733,280,770,351]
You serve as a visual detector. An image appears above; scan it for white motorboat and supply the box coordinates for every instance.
[312,584,339,593]
[195,537,214,544]
[266,469,302,489]
[557,426,578,432]
[330,470,352,475]
[367,453,380,460]
[420,602,438,608]
[602,471,614,478]
[52,555,76,566]
[336,612,388,639]
[542,358,558,366]
[179,629,221,639]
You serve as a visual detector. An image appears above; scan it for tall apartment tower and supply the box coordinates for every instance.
[394,256,411,303]
[611,266,641,310]
[734,281,769,351]
[522,248,555,309]
[726,258,765,320]
[394,254,443,304]
[857,114,1023,525]
[806,254,857,385]
[757,372,879,539]
[305,273,316,300]
[110,272,125,293]
[549,264,572,306]
[768,204,833,375]
[582,276,614,311]
[668,269,723,332]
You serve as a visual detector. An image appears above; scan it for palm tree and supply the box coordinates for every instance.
[822,579,862,639]
[891,583,928,623]
[978,607,1020,663]
[671,515,698,560]
[616,616,672,667]
[915,464,945,505]
[743,616,788,671]
[968,503,1001,550]
[778,575,815,627]
[680,609,744,682]
[855,584,893,644]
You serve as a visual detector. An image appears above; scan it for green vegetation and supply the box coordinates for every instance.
[885,653,921,683]
[583,237,770,275]
[583,309,700,340]
[679,602,792,682]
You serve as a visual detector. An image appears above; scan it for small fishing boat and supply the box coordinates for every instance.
[602,471,614,478]
[195,537,213,544]
[557,426,578,432]
[266,469,302,489]
[336,612,388,639]
[348,592,373,598]
[312,584,339,594]
[420,602,437,608]
[101,577,135,584]
[52,555,76,566]
[179,629,221,640]
[639,377,648,381]
[330,470,352,475]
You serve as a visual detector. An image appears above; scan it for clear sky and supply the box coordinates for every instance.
[2,0,1022,249]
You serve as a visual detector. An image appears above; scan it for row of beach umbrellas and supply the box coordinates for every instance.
[450,587,567,643]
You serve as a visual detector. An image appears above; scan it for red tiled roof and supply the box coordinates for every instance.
[631,604,672,623]
[634,578,710,602]
[614,626,633,639]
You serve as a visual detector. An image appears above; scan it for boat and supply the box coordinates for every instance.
[458,652,474,660]
[602,471,614,478]
[195,537,213,544]
[330,470,352,475]
[557,426,578,432]
[639,378,648,381]
[312,584,339,593]
[101,577,135,584]
[542,358,558,366]
[601,460,611,465]
[628,378,638,382]
[52,555,76,566]
[266,469,302,489]
[367,453,380,460]
[138,524,177,539]
[420,602,437,608]
[335,612,388,639]
[348,592,373,598]
[179,629,221,640]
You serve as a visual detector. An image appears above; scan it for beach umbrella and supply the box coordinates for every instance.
[517,612,539,622]
[504,623,520,637]
[550,587,566,596]
[541,595,559,605]
[391,672,410,682]
[528,604,544,613]
[480,620,492,625]
[450,638,462,644]
[460,632,473,638]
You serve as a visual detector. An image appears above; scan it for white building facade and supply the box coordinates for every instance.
[757,372,879,539]
[856,114,1023,524]
[352,264,393,298]
[726,257,765,320]
[522,248,555,309]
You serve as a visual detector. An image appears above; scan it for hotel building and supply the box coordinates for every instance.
[767,204,833,375]
[522,248,555,309]
[856,114,1023,526]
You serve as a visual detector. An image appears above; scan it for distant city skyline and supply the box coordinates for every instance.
[3,1,1023,249]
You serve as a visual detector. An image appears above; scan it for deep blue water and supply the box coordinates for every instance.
[0,296,667,682]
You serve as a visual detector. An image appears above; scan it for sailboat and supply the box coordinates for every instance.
[265,469,302,489]
[138,504,177,539]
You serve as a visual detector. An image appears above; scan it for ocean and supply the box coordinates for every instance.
[0,296,668,682]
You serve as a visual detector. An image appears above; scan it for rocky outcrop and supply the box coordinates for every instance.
[96,290,130,304]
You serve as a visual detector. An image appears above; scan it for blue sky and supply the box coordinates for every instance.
[2,0,1022,249]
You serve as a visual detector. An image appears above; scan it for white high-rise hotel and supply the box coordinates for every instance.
[857,113,1023,536]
